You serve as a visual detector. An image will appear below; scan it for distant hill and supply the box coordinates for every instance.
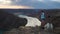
[3,9,39,13]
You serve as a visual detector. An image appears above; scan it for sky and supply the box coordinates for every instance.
[0,0,60,9]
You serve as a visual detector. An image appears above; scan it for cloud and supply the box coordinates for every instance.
[33,0,44,2]
[0,0,13,5]
[37,0,60,2]
[35,0,60,3]
[0,0,60,9]
[51,0,60,2]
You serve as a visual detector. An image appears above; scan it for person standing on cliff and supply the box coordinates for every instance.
[40,11,46,29]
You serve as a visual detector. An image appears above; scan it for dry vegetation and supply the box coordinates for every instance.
[4,26,40,34]
[4,26,59,34]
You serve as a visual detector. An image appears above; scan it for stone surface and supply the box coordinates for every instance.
[4,26,55,34]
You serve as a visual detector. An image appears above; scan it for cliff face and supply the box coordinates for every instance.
[46,10,60,17]
[45,9,60,27]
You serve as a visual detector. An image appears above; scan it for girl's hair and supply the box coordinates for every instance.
[41,10,44,12]
[48,16,51,18]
